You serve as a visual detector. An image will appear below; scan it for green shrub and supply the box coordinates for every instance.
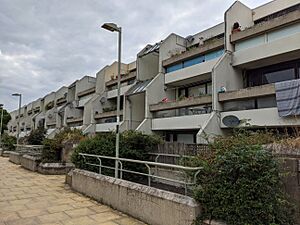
[42,138,62,163]
[41,128,84,163]
[189,130,295,225]
[71,131,162,179]
[27,127,46,145]
[1,133,16,151]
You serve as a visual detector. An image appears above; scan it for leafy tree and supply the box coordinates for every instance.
[0,108,11,134]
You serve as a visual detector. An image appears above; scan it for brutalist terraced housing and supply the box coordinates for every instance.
[7,0,300,144]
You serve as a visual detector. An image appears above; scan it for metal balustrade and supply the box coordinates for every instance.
[79,153,202,195]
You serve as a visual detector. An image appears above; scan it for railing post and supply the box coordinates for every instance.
[118,160,123,179]
[97,157,102,174]
[145,164,151,187]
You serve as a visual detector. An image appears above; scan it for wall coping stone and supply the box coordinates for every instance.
[72,169,199,207]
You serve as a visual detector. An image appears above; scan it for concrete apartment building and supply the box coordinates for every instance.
[7,0,300,144]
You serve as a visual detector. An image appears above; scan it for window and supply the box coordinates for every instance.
[178,82,212,98]
[183,56,204,67]
[247,59,300,87]
[166,63,183,73]
[165,49,224,73]
[263,68,295,84]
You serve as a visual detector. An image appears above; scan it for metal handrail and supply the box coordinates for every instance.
[79,153,202,195]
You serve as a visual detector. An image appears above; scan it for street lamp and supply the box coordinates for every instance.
[0,104,3,147]
[12,93,22,146]
[101,22,122,178]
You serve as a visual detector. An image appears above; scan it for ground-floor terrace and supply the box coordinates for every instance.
[0,157,144,225]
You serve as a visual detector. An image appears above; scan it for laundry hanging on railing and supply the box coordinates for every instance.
[275,79,300,117]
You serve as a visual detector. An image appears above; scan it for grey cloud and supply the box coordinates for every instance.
[0,0,269,111]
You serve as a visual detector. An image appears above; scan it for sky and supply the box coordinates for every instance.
[0,0,270,111]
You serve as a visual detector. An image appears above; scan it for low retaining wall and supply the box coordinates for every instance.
[71,169,201,225]
[20,154,41,172]
[38,163,75,175]
[9,152,22,165]
[2,151,13,157]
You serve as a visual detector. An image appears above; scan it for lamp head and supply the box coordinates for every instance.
[101,23,120,32]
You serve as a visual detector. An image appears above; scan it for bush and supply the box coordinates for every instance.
[71,131,162,179]
[27,127,46,145]
[188,130,295,225]
[41,128,84,163]
[1,133,16,151]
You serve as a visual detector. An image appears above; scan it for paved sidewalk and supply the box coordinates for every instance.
[0,157,145,225]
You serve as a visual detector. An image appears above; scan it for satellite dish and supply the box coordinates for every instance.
[222,115,240,127]
[100,97,107,104]
[186,35,194,43]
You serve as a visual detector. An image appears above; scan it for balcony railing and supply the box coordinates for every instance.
[66,117,83,124]
[162,38,224,67]
[94,110,123,120]
[106,71,136,87]
[77,87,96,98]
[150,95,212,112]
[153,105,212,119]
[231,9,300,43]
[56,97,67,105]
[218,84,275,102]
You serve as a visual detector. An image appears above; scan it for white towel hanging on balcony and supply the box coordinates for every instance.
[275,79,300,117]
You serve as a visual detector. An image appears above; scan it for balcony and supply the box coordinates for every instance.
[231,12,300,67]
[162,38,224,67]
[77,87,96,98]
[218,84,275,102]
[66,117,83,124]
[150,96,212,131]
[106,71,136,87]
[219,84,278,112]
[220,108,300,128]
[56,97,67,106]
[33,107,40,113]
[152,113,211,131]
[46,121,56,126]
[94,110,123,120]
[231,10,300,43]
[150,95,212,112]
[165,59,218,85]
[95,123,117,132]
[107,84,134,99]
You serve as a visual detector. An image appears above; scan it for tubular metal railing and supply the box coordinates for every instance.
[79,153,202,195]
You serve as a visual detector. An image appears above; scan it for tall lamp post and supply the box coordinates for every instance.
[0,104,4,147]
[101,23,122,178]
[12,93,22,146]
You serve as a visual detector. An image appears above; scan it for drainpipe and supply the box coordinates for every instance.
[127,96,132,130]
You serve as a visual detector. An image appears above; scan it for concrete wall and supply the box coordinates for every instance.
[75,76,96,100]
[221,107,300,128]
[212,51,243,111]
[253,0,300,21]
[225,1,253,52]
[191,23,224,47]
[145,73,166,119]
[71,169,201,225]
[20,154,41,172]
[137,52,159,81]
[9,152,21,165]
[152,114,211,131]
[165,59,217,85]
[55,86,68,102]
[159,34,186,73]
[125,93,145,130]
